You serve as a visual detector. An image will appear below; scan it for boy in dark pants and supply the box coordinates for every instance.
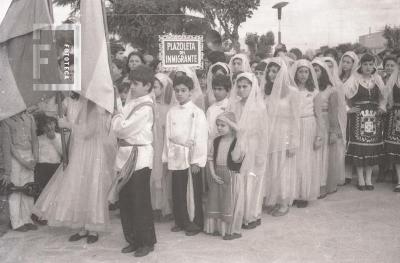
[162,75,208,236]
[111,65,156,257]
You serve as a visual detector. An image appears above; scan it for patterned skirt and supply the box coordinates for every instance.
[384,104,400,164]
[346,103,384,166]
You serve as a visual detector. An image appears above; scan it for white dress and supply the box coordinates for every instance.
[264,96,298,206]
[33,99,117,231]
[294,89,321,201]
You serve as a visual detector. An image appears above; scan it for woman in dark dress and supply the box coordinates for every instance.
[384,68,400,192]
[344,54,386,191]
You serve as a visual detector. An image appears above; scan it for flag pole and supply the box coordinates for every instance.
[56,92,68,169]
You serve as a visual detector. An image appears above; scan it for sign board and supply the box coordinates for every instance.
[159,35,203,70]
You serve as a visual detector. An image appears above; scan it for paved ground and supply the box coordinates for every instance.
[0,180,399,263]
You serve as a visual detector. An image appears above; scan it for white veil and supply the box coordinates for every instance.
[323,56,342,87]
[228,72,267,176]
[228,53,252,76]
[338,51,359,82]
[154,72,173,105]
[260,57,301,153]
[290,59,319,92]
[205,62,230,107]
[386,68,400,108]
[312,58,347,140]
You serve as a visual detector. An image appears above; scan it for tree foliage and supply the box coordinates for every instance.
[245,31,275,60]
[383,25,400,50]
[258,31,275,57]
[53,0,212,54]
[196,0,261,44]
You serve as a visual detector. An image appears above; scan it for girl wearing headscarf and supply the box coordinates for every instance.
[205,62,231,109]
[382,55,398,85]
[150,73,174,219]
[344,53,386,191]
[227,72,267,228]
[313,59,344,196]
[228,54,252,78]
[339,51,360,185]
[204,111,245,240]
[339,51,360,85]
[322,57,348,186]
[290,59,321,208]
[261,57,300,216]
[384,68,400,192]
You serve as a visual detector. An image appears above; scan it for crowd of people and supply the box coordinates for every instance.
[0,30,400,257]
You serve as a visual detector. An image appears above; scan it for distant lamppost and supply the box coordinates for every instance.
[272,2,289,44]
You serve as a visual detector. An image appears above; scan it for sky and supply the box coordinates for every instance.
[1,0,399,51]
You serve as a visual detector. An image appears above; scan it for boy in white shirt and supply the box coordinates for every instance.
[163,75,208,236]
[111,65,157,257]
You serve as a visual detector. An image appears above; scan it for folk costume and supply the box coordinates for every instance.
[111,93,157,249]
[162,100,208,233]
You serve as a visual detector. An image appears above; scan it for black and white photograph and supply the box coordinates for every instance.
[0,0,399,262]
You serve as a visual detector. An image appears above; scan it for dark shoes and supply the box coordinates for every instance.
[223,233,242,240]
[121,244,138,253]
[170,225,183,232]
[357,185,366,191]
[25,223,38,231]
[358,185,374,191]
[185,229,201,236]
[242,221,257,230]
[31,214,47,226]
[14,225,30,232]
[365,185,374,191]
[87,233,99,244]
[296,200,308,208]
[394,184,400,192]
[272,208,289,217]
[69,231,88,242]
[134,246,154,257]
[69,231,97,243]
[14,223,38,232]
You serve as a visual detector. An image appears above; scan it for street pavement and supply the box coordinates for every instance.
[0,181,399,263]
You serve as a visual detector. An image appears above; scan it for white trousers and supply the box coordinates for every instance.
[9,149,34,229]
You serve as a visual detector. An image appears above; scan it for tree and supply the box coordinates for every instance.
[245,33,259,58]
[196,0,261,46]
[383,25,400,50]
[245,31,275,60]
[53,0,213,55]
[257,31,275,58]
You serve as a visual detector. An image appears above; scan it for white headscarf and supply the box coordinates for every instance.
[261,57,301,152]
[228,72,267,176]
[323,56,342,87]
[290,59,319,92]
[154,73,173,105]
[338,51,359,82]
[386,68,400,108]
[228,53,251,76]
[205,62,230,107]
[313,58,347,140]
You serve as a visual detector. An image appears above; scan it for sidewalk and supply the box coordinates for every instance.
[0,182,399,263]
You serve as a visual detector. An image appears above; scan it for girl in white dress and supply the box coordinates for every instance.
[290,59,321,208]
[262,57,300,216]
[33,98,117,243]
[228,72,267,228]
